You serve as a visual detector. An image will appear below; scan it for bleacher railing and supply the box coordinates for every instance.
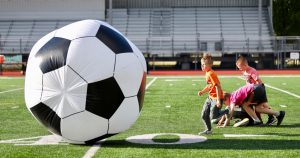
[0,36,299,55]
[128,36,300,55]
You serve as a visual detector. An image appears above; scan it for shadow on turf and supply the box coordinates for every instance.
[100,139,300,150]
[263,133,300,137]
[277,123,300,128]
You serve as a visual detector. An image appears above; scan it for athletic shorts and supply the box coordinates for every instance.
[252,84,268,104]
[233,107,254,126]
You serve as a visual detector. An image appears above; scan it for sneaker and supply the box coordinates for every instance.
[211,109,229,124]
[276,111,285,126]
[266,115,277,125]
[234,119,242,124]
[253,121,263,126]
[211,119,218,124]
[224,108,230,115]
[198,130,212,135]
[211,118,221,124]
[233,118,249,127]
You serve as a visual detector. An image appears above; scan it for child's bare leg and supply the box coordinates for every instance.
[261,103,271,109]
[242,104,261,122]
[217,115,225,126]
[255,102,280,116]
[256,103,277,125]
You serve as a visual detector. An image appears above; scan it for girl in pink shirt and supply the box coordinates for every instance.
[236,56,276,125]
[219,84,285,128]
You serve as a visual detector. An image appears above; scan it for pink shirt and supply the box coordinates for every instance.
[243,67,262,84]
[230,84,254,106]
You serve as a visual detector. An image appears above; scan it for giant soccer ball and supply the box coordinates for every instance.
[24,20,147,144]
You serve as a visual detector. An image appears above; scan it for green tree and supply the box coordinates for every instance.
[273,0,300,36]
[287,0,300,35]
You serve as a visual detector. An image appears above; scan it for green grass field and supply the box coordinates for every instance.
[0,75,300,158]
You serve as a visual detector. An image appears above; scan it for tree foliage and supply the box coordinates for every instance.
[273,0,300,36]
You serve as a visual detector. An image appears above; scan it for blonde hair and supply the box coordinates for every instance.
[201,53,213,65]
[236,56,248,66]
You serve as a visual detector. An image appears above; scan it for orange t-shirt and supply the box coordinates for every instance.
[205,70,224,99]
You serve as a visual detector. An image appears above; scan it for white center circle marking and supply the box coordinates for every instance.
[126,133,207,145]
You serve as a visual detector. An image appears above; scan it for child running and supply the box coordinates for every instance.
[219,84,285,128]
[198,53,228,135]
[236,56,276,125]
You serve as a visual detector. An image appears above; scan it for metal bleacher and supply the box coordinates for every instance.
[0,7,273,55]
[108,7,273,55]
[0,20,75,54]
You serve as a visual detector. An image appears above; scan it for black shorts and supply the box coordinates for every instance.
[252,84,268,104]
[233,111,249,119]
[233,107,254,126]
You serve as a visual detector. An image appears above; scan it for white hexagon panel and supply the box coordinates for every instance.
[114,53,144,97]
[108,97,140,134]
[66,37,115,83]
[41,66,87,118]
[55,20,101,40]
[25,19,147,144]
[61,111,108,144]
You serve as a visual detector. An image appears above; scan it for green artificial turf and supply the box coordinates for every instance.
[0,76,300,158]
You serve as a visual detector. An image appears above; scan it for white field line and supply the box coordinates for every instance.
[165,79,183,82]
[148,76,300,99]
[192,79,205,81]
[0,88,23,94]
[0,77,24,79]
[32,135,62,145]
[82,144,101,158]
[146,77,157,90]
[148,76,237,79]
[0,136,43,143]
[264,84,300,99]
[82,77,158,158]
[224,134,277,138]
[280,105,287,108]
[236,76,300,99]
[147,75,300,79]
[259,75,300,78]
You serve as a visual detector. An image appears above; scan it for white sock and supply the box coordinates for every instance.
[254,118,261,122]
[274,112,280,117]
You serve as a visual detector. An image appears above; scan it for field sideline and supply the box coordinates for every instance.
[0,75,300,158]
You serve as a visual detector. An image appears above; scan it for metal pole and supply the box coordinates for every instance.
[258,0,262,50]
[274,37,279,70]
[153,55,156,71]
[194,54,197,70]
[235,53,238,70]
[269,0,274,34]
[20,39,22,54]
[0,34,2,49]
[247,38,250,54]
[172,36,174,57]
[109,0,113,25]
[0,62,2,75]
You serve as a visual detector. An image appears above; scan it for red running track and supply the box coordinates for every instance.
[0,70,299,77]
[148,70,300,76]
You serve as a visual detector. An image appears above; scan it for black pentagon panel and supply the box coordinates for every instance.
[35,37,71,74]
[85,134,116,145]
[96,25,133,54]
[30,103,61,135]
[137,72,147,111]
[86,77,125,119]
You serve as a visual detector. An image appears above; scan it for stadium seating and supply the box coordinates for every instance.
[108,7,273,54]
[0,7,273,55]
[0,20,75,54]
